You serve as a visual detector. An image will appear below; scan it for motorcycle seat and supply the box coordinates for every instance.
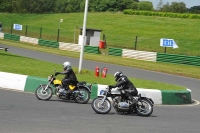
[77,81,86,86]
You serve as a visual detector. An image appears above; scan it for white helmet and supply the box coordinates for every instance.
[63,61,71,70]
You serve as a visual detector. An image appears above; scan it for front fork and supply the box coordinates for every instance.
[100,95,107,105]
[41,81,51,93]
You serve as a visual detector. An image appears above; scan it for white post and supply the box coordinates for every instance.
[78,0,89,73]
[58,19,63,29]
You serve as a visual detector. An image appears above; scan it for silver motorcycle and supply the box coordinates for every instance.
[91,86,154,116]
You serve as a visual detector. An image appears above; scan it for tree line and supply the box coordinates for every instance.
[0,0,199,14]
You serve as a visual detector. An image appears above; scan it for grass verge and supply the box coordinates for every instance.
[0,39,200,79]
[0,12,199,56]
[0,51,186,90]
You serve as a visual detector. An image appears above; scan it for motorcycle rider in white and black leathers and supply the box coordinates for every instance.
[55,61,78,95]
[109,71,138,105]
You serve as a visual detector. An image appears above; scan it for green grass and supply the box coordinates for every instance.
[1,39,200,79]
[0,12,200,56]
[0,51,186,90]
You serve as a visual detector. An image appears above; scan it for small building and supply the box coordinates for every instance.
[78,27,102,46]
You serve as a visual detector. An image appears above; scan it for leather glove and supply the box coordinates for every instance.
[55,72,60,76]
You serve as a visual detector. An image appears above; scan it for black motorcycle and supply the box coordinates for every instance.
[35,70,92,104]
[91,86,154,116]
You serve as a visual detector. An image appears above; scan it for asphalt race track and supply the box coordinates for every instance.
[0,89,200,133]
[0,44,200,133]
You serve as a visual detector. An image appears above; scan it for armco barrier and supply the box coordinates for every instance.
[122,49,157,62]
[39,39,59,48]
[0,32,4,39]
[59,42,81,52]
[4,33,20,41]
[84,45,100,54]
[20,36,38,45]
[0,71,193,105]
[108,47,122,56]
[157,53,200,66]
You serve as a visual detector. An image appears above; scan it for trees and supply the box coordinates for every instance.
[138,1,153,11]
[0,0,199,14]
[0,0,13,12]
[189,6,200,14]
[117,0,137,11]
[0,0,56,13]
[170,2,187,13]
[160,1,187,13]
[156,0,163,10]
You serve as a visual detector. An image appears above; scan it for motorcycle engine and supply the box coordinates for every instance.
[117,102,129,111]
[113,97,130,112]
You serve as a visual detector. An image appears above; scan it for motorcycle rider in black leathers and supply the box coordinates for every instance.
[55,61,78,95]
[109,71,138,105]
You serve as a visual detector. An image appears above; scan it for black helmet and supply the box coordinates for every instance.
[114,71,123,81]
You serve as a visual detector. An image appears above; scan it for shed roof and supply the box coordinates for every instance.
[78,27,102,32]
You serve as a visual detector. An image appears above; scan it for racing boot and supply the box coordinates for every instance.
[129,96,136,106]
[59,88,67,96]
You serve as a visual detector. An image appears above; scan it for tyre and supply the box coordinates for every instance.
[35,85,53,100]
[136,99,153,117]
[75,88,90,104]
[91,97,111,114]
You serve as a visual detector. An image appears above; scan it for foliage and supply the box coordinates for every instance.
[160,2,187,13]
[137,1,153,11]
[0,0,199,14]
[189,6,200,14]
[123,10,200,19]
[156,0,163,10]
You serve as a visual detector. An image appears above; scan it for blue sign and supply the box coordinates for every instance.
[100,90,105,95]
[13,24,22,30]
[160,38,178,49]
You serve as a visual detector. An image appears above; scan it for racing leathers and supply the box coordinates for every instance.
[110,75,138,104]
[55,68,78,91]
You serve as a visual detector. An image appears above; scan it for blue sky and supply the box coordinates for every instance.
[147,0,200,8]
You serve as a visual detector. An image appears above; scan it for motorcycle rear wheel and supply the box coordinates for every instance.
[92,97,111,114]
[35,85,53,100]
[74,88,90,104]
[136,99,153,117]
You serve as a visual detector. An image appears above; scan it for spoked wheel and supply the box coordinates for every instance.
[91,97,111,114]
[35,85,53,100]
[75,88,90,104]
[136,99,153,117]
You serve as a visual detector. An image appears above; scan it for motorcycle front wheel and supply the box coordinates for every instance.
[91,97,111,114]
[136,99,153,117]
[35,85,53,100]
[74,88,90,104]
